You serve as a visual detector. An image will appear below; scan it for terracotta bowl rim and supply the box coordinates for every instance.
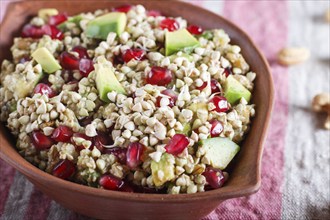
[0,0,274,202]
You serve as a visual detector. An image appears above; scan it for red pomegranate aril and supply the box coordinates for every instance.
[48,13,68,26]
[99,174,124,191]
[187,25,203,35]
[72,46,89,59]
[93,132,113,153]
[43,25,64,40]
[209,120,224,137]
[159,18,179,32]
[51,125,73,142]
[120,183,134,193]
[122,49,146,63]
[79,58,94,77]
[21,24,45,39]
[223,67,233,77]
[147,10,161,17]
[211,79,221,94]
[126,142,145,169]
[156,89,178,107]
[104,147,127,164]
[60,52,80,70]
[33,83,56,98]
[113,4,132,13]
[196,82,207,91]
[165,134,189,156]
[202,166,225,189]
[146,66,173,86]
[211,96,229,113]
[52,159,76,180]
[31,131,55,150]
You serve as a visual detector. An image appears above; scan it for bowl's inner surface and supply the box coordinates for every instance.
[0,0,273,201]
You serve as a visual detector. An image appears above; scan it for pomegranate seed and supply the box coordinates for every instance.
[104,147,127,164]
[33,83,56,98]
[209,120,224,137]
[60,52,80,70]
[146,66,173,86]
[156,89,177,107]
[120,183,134,193]
[126,142,145,169]
[202,166,225,189]
[223,67,233,77]
[93,132,113,153]
[187,25,203,35]
[48,13,68,26]
[113,4,132,13]
[79,58,94,77]
[51,125,73,142]
[99,174,124,190]
[72,46,89,59]
[211,79,221,94]
[159,18,179,31]
[196,82,207,91]
[122,49,146,63]
[52,159,76,179]
[31,131,54,150]
[147,10,162,17]
[43,25,64,40]
[211,96,229,113]
[21,24,45,38]
[165,134,189,156]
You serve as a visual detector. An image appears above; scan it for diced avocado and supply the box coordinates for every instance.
[202,137,240,170]
[86,12,127,40]
[224,75,251,105]
[57,15,82,30]
[95,56,126,102]
[38,8,58,20]
[188,102,208,112]
[151,153,175,187]
[165,29,200,56]
[169,53,194,62]
[178,123,191,136]
[32,47,61,74]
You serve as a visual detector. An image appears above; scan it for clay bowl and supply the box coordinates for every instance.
[0,0,274,219]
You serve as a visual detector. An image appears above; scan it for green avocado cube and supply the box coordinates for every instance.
[32,47,61,74]
[165,29,200,56]
[202,137,240,170]
[224,75,251,105]
[151,153,175,187]
[57,15,82,30]
[86,12,127,40]
[95,57,126,102]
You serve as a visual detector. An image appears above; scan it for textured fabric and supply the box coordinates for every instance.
[0,1,329,219]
